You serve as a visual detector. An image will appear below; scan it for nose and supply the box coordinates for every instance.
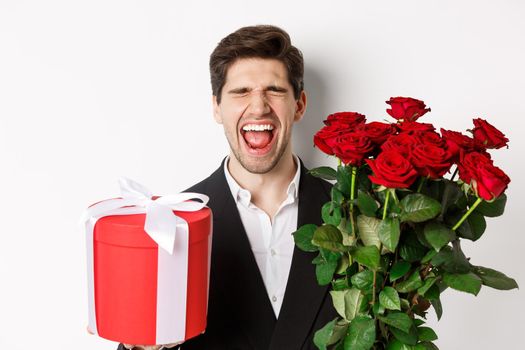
[246,91,271,117]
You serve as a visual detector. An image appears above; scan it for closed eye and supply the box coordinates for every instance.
[266,86,288,95]
[227,88,250,97]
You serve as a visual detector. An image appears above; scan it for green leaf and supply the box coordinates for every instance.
[379,287,401,311]
[329,288,365,322]
[309,166,338,181]
[386,339,413,350]
[332,277,349,291]
[378,311,413,333]
[389,324,418,346]
[293,224,318,252]
[337,165,353,197]
[420,250,437,264]
[332,187,345,204]
[335,255,350,275]
[331,291,348,320]
[417,277,437,296]
[431,298,443,320]
[390,261,411,282]
[344,288,364,321]
[472,265,519,290]
[351,270,375,290]
[344,315,376,350]
[430,245,470,274]
[443,272,482,296]
[313,318,338,350]
[414,342,439,350]
[400,194,441,223]
[399,230,427,262]
[379,218,401,252]
[467,211,486,241]
[315,249,340,285]
[357,165,373,192]
[413,319,425,327]
[417,327,438,342]
[322,202,342,227]
[474,193,506,217]
[351,245,381,270]
[447,211,474,240]
[373,301,385,316]
[396,271,423,293]
[357,190,379,217]
[439,179,464,217]
[425,284,440,301]
[313,224,345,252]
[423,222,456,252]
[330,320,350,347]
[356,215,381,249]
[316,260,338,285]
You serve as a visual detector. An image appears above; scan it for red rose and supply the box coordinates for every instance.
[381,133,417,158]
[333,132,375,166]
[414,131,446,148]
[410,141,457,179]
[386,97,431,122]
[396,121,436,134]
[366,150,419,188]
[471,118,509,149]
[458,152,510,200]
[324,112,366,129]
[356,121,397,145]
[440,128,476,152]
[314,124,348,155]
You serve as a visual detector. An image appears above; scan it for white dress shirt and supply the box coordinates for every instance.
[223,155,300,318]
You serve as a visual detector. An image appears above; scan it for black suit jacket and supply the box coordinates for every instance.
[119,159,336,350]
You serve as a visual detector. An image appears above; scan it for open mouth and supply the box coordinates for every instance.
[240,122,277,155]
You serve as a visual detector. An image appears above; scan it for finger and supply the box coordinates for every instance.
[86,326,94,335]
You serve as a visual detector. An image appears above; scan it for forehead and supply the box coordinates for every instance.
[224,58,290,88]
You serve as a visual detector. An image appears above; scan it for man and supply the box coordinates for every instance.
[121,25,336,350]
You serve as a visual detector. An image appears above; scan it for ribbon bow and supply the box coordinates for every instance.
[81,177,209,254]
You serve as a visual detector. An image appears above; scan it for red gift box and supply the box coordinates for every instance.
[84,180,212,345]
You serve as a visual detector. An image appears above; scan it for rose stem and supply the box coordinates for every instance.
[373,189,390,307]
[349,166,357,236]
[382,190,391,220]
[452,197,483,231]
[417,177,426,193]
[350,166,357,211]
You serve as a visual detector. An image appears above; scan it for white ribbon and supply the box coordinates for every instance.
[81,177,209,254]
[83,177,210,343]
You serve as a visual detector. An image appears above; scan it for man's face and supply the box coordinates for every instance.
[213,57,306,174]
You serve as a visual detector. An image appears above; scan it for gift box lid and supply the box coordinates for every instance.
[93,205,211,248]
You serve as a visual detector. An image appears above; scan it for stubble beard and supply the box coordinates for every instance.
[227,130,289,174]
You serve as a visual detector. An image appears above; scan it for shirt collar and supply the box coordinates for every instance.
[224,155,301,207]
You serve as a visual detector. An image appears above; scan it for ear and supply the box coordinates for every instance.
[293,90,307,122]
[212,95,223,124]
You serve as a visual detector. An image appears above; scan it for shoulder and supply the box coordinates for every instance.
[299,160,332,201]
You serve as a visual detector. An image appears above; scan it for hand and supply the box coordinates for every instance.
[122,343,182,350]
[88,325,181,349]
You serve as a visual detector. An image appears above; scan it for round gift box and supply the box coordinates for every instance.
[91,207,212,345]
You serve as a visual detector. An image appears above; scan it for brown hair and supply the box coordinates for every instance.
[209,25,304,104]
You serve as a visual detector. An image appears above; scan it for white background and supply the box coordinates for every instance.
[1,0,524,349]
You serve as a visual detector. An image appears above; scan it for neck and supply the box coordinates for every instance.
[227,149,298,215]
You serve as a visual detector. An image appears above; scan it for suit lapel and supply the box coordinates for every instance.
[269,162,331,349]
[205,163,277,349]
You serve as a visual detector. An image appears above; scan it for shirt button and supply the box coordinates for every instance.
[272,295,277,302]
[271,249,277,256]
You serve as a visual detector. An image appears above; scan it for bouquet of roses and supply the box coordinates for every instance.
[293,97,518,350]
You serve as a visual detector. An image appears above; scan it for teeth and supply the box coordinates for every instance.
[242,124,274,132]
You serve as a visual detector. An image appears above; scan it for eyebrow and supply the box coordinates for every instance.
[227,85,289,94]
